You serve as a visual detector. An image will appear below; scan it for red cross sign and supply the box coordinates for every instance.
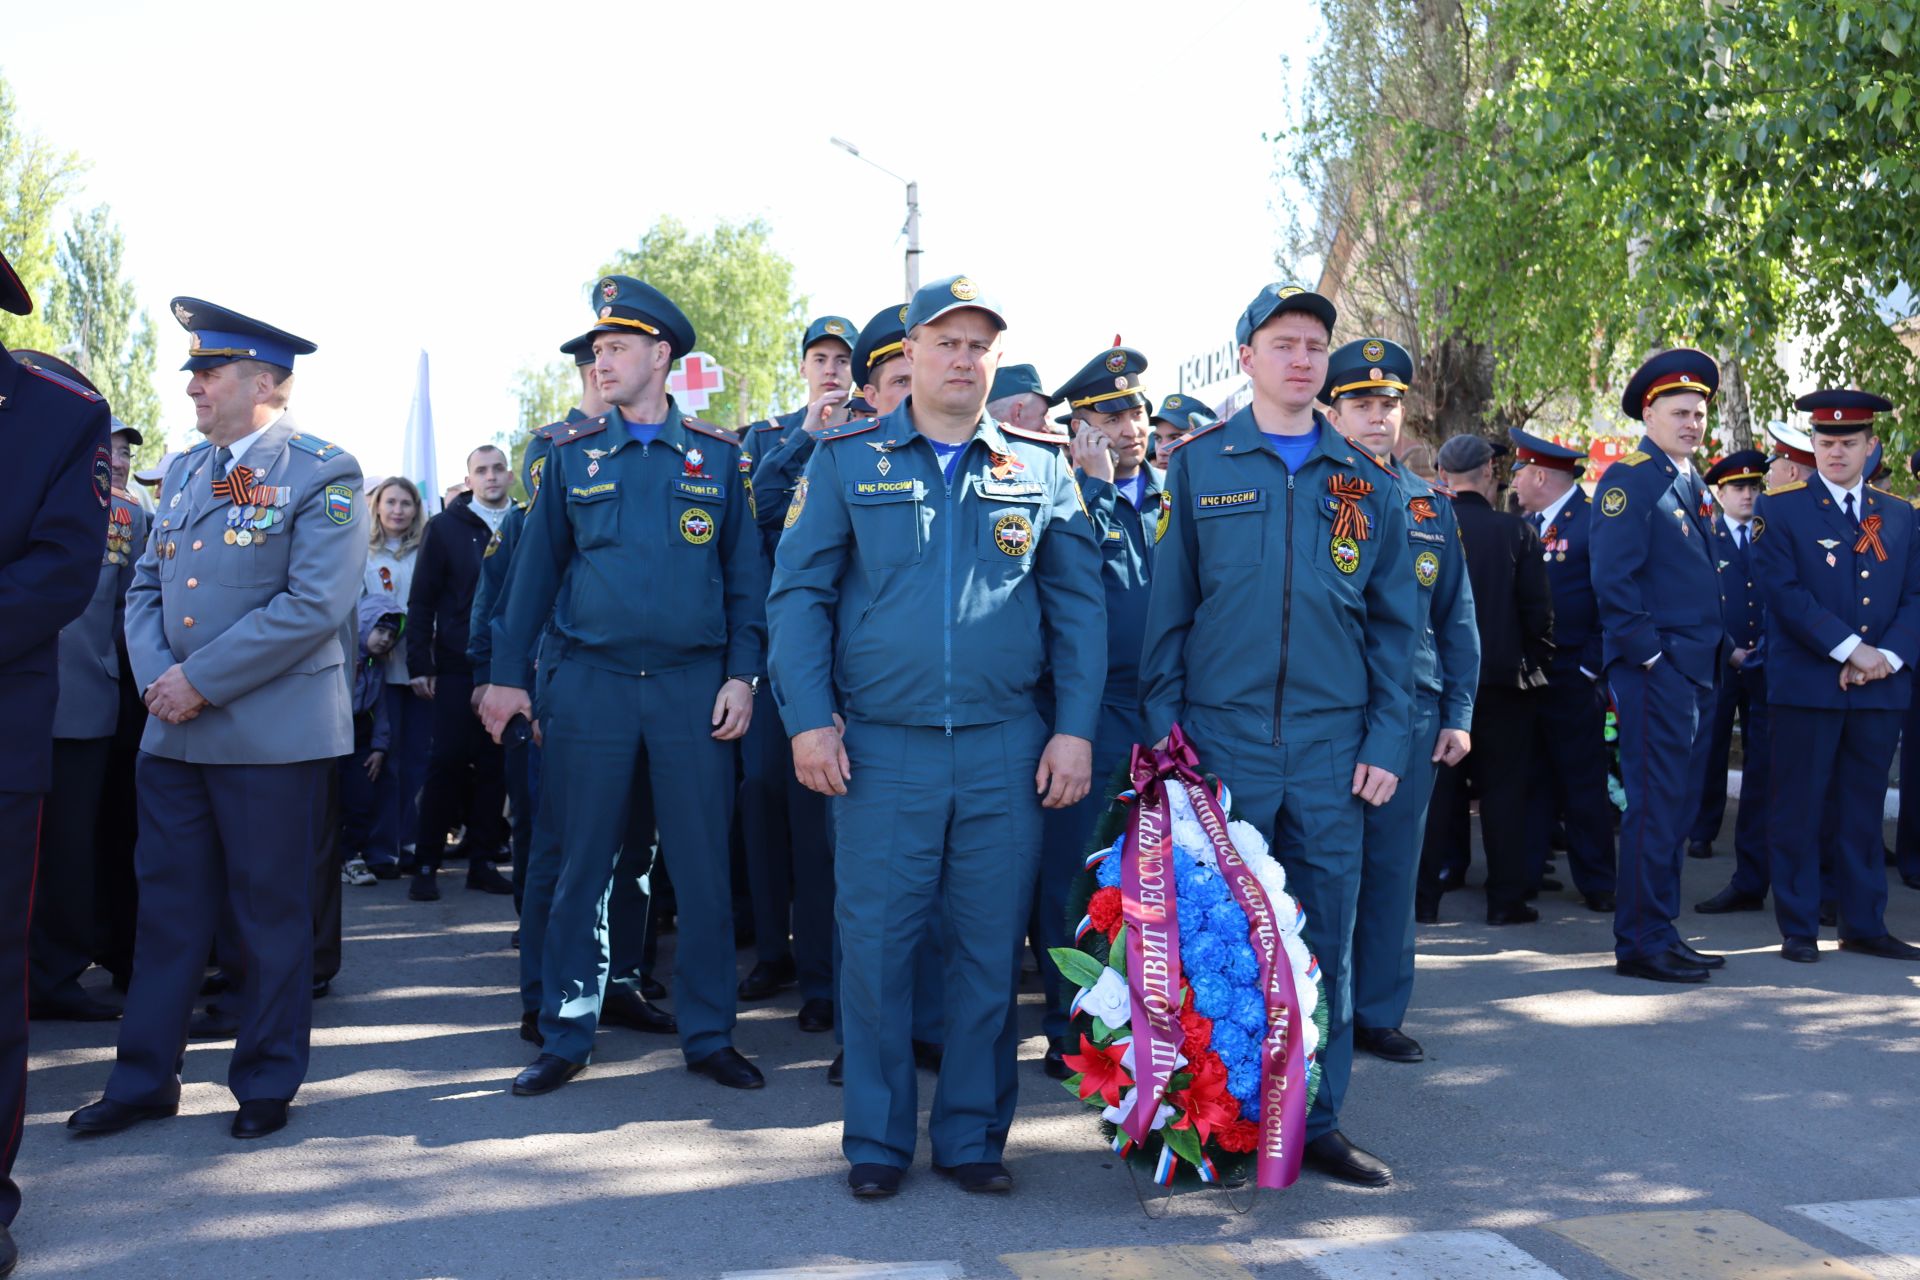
[669,351,725,411]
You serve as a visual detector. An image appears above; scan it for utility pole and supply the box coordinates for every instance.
[832,137,920,300]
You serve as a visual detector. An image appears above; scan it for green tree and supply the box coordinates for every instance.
[49,205,163,466]
[504,359,580,499]
[600,215,806,428]
[1288,0,1920,453]
[0,74,83,352]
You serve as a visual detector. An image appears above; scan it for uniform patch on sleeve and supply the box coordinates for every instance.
[1155,494,1171,543]
[784,476,809,529]
[92,446,112,508]
[1414,549,1440,586]
[325,483,356,525]
[1599,487,1628,517]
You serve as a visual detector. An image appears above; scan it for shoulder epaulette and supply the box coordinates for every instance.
[1765,480,1806,496]
[818,419,882,443]
[1341,436,1398,477]
[286,432,346,459]
[751,418,784,434]
[553,415,609,445]
[1428,480,1458,500]
[534,418,569,441]
[1163,419,1226,458]
[1001,424,1070,446]
[1870,485,1902,502]
[21,364,102,401]
[1617,450,1651,467]
[681,416,739,447]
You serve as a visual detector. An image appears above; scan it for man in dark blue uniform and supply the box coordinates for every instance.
[1589,349,1726,983]
[1327,341,1478,1065]
[1752,390,1920,963]
[480,277,767,1094]
[1141,283,1419,1186]
[984,361,1062,440]
[1150,392,1218,463]
[1509,428,1617,912]
[1692,451,1773,913]
[1030,343,1167,1078]
[768,275,1104,1199]
[0,250,114,1276]
[1893,449,1920,893]
[739,315,859,1005]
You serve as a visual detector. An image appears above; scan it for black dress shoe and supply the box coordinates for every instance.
[1584,893,1617,913]
[409,869,440,902]
[1838,934,1920,960]
[466,860,513,895]
[737,957,798,1001]
[828,1052,844,1086]
[1042,1044,1072,1079]
[848,1163,902,1198]
[1303,1131,1391,1186]
[933,1161,1013,1193]
[601,986,676,1034]
[1356,1027,1424,1063]
[1616,953,1709,983]
[231,1099,290,1139]
[369,860,402,880]
[188,1006,239,1040]
[1686,840,1714,860]
[1819,902,1838,927]
[1414,899,1439,925]
[1487,904,1540,925]
[1538,877,1564,891]
[1902,873,1920,891]
[1780,937,1820,964]
[797,998,834,1033]
[1696,886,1766,914]
[513,1054,585,1096]
[1669,942,1725,969]
[67,1097,178,1135]
[519,1012,543,1046]
[0,1220,15,1279]
[913,1039,944,1072]
[688,1046,765,1089]
[312,979,331,999]
[640,975,667,1001]
[29,995,121,1022]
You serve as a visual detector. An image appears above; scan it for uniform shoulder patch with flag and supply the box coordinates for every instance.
[325,484,356,525]
[784,476,809,529]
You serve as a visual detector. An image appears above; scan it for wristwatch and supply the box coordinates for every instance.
[729,674,762,695]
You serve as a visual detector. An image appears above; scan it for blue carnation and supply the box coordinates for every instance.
[1227,1065,1261,1107]
[1182,932,1228,976]
[1207,900,1248,939]
[1225,944,1260,985]
[1210,1021,1252,1065]
[1190,972,1232,1014]
[1189,875,1230,911]
[1095,850,1121,888]
[1177,908,1204,944]
[1233,989,1268,1036]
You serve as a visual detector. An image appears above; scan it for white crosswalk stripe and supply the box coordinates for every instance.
[1245,1229,1569,1279]
[1791,1199,1920,1279]
[723,1266,964,1280]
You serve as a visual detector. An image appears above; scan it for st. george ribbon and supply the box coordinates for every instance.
[1121,725,1309,1187]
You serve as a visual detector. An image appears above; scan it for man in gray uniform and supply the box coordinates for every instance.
[68,297,365,1142]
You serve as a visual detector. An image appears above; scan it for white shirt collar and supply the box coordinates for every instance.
[1535,484,1577,531]
[1817,471,1864,512]
[222,411,284,470]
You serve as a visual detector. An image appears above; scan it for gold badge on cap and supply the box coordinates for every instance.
[172,303,194,325]
[1275,284,1303,298]
[825,320,846,336]
[601,280,618,301]
[1362,339,1385,362]
[897,305,909,323]
[599,306,613,318]
[1166,396,1182,409]
[1105,351,1127,374]
[950,277,978,301]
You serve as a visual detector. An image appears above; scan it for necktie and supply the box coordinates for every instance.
[1845,491,1858,528]
[1531,512,1545,535]
[1735,524,1747,552]
[214,446,233,479]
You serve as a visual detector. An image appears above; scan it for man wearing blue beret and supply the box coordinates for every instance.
[1140,283,1419,1186]
[1589,349,1727,983]
[1751,390,1920,963]
[768,274,1104,1199]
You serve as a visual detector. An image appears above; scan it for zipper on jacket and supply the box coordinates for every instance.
[942,477,955,736]
[1273,470,1295,746]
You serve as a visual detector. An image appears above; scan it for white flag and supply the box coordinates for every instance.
[402,349,440,511]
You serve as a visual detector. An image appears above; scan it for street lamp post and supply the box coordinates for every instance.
[830,136,920,298]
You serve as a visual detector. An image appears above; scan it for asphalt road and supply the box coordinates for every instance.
[13,810,1920,1279]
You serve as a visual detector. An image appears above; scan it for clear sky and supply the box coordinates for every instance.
[7,0,1318,493]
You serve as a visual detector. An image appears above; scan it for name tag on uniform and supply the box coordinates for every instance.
[1105,528,1125,541]
[849,480,924,502]
[569,483,618,501]
[1409,529,1447,545]
[673,479,725,501]
[978,479,1045,500]
[1195,489,1263,511]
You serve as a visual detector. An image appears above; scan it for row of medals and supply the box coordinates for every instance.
[225,499,284,547]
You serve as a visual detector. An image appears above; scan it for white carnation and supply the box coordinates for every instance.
[1227,819,1270,862]
[1166,787,1212,866]
[1078,967,1131,1029]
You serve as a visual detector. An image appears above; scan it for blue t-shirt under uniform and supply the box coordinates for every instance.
[1117,472,1148,509]
[620,409,667,447]
[1263,423,1320,472]
[929,439,967,485]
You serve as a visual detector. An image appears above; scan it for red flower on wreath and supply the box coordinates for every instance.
[1216,1118,1260,1153]
[1179,1006,1213,1056]
[1061,1033,1134,1107]
[1169,1050,1241,1145]
[1087,886,1123,940]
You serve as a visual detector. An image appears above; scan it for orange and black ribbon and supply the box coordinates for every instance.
[1408,497,1437,524]
[211,462,256,506]
[1329,474,1374,541]
[1855,514,1888,562]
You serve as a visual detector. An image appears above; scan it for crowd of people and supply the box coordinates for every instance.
[4,245,1918,1271]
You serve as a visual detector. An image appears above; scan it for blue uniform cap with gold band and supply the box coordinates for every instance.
[846,390,874,417]
[0,247,29,315]
[989,363,1059,406]
[1321,337,1411,403]
[1151,393,1217,431]
[1767,420,1815,467]
[904,274,1006,332]
[1620,347,1718,420]
[1507,426,1584,472]
[852,303,909,384]
[1235,282,1337,347]
[588,275,696,361]
[171,296,317,372]
[1796,388,1894,436]
[803,315,859,355]
[559,331,596,368]
[1052,345,1149,425]
[1704,449,1766,486]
